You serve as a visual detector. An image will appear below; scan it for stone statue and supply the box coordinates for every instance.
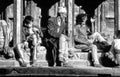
[0,20,14,59]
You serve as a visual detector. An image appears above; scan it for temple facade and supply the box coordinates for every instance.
[0,0,118,67]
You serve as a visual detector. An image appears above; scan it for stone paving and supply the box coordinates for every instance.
[0,66,120,76]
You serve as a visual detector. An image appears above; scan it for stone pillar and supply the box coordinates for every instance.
[95,9,98,32]
[97,5,101,32]
[67,0,74,48]
[13,0,23,46]
[114,0,120,37]
[101,2,106,32]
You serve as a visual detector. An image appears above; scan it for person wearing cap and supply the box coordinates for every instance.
[46,6,67,66]
[74,13,110,67]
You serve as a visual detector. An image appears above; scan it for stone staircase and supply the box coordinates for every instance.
[63,50,103,67]
[0,47,104,67]
[0,46,48,67]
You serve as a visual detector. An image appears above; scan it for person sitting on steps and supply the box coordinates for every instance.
[74,14,109,67]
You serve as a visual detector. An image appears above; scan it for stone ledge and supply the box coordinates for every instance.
[63,60,90,67]
[36,53,47,60]
[70,52,102,60]
[0,60,20,67]
[32,60,48,67]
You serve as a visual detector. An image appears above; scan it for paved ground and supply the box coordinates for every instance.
[0,66,120,76]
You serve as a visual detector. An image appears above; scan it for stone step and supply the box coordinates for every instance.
[0,60,20,67]
[32,60,48,67]
[71,52,102,60]
[65,52,103,67]
[36,53,47,60]
[63,60,90,67]
[0,59,48,67]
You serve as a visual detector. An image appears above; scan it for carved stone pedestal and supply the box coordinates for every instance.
[35,46,48,67]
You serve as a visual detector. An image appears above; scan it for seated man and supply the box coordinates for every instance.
[16,16,42,67]
[74,14,109,67]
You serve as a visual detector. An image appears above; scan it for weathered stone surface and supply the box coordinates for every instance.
[0,60,19,67]
[66,52,103,67]
[71,52,89,60]
[32,60,48,67]
[63,60,90,67]
[36,53,46,60]
[69,52,102,60]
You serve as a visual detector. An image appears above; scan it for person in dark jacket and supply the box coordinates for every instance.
[46,6,67,66]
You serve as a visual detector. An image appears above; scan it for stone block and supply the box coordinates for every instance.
[32,60,48,67]
[67,52,103,67]
[36,53,46,60]
[70,52,102,60]
[72,52,89,60]
[63,60,90,67]
[0,60,19,67]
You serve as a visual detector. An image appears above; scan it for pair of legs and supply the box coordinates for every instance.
[89,32,108,66]
[16,34,38,67]
[60,32,106,66]
[46,36,61,66]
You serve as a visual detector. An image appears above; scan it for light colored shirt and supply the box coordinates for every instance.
[74,24,89,45]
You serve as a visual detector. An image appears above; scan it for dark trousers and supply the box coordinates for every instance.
[45,37,61,66]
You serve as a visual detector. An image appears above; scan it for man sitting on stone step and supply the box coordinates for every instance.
[74,14,109,67]
[16,15,43,67]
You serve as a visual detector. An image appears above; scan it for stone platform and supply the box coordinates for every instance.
[0,66,120,76]
[0,60,19,67]
[63,52,103,67]
[0,52,103,67]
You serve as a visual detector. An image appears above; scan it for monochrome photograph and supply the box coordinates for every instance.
[0,0,119,76]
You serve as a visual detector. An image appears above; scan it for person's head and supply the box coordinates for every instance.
[58,6,67,18]
[76,13,87,25]
[23,15,34,28]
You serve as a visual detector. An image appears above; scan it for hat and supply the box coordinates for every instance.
[58,6,67,13]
